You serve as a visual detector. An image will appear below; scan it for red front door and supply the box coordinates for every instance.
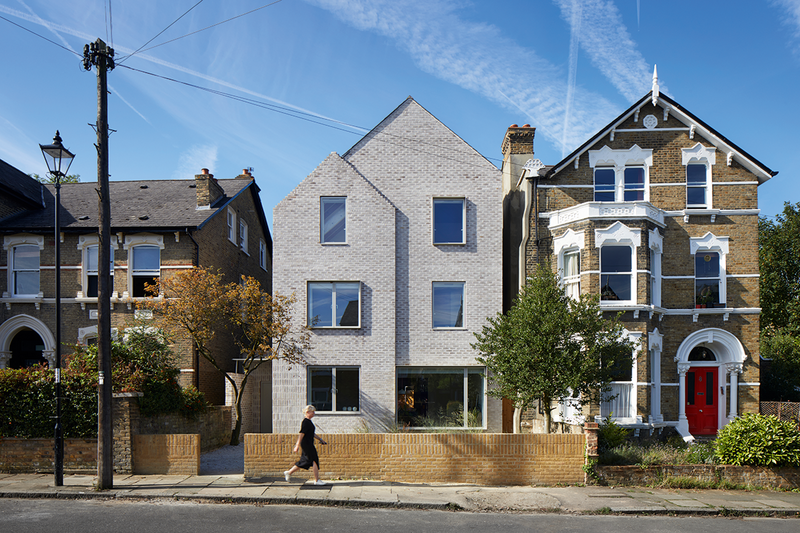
[686,367,718,435]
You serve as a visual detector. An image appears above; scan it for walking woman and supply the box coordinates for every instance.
[284,405,327,485]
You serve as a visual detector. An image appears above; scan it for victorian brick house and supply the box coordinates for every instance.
[502,74,776,438]
[272,98,503,433]
[0,162,272,415]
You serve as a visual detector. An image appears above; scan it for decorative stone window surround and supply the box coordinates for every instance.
[588,144,654,203]
[595,221,641,306]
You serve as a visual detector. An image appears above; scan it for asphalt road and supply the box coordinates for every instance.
[0,499,797,533]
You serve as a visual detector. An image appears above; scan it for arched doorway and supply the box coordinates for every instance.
[9,329,46,368]
[0,315,56,369]
[675,329,746,438]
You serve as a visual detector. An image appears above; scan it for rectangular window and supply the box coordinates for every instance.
[432,281,464,328]
[227,209,236,242]
[600,355,634,419]
[686,164,707,208]
[259,240,268,271]
[307,281,360,327]
[623,167,645,201]
[695,251,721,307]
[86,245,114,298]
[12,245,39,296]
[397,367,485,428]
[239,220,248,253]
[321,197,346,243]
[433,198,465,244]
[600,246,632,302]
[594,168,615,202]
[131,245,160,297]
[308,367,359,412]
[563,250,581,300]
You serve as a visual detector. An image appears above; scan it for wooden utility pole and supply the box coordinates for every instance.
[83,38,114,490]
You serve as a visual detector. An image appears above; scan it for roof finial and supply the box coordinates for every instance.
[651,65,660,106]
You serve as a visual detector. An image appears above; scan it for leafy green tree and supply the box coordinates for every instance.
[759,202,800,400]
[29,173,80,184]
[472,264,639,433]
[760,202,800,334]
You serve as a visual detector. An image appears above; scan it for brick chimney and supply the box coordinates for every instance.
[235,168,254,180]
[195,168,224,208]
[501,124,535,157]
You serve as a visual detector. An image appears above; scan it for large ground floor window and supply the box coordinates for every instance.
[397,367,484,429]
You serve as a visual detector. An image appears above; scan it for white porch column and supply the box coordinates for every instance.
[677,364,690,436]
[726,362,742,421]
[648,329,663,423]
[42,349,55,368]
[0,351,10,369]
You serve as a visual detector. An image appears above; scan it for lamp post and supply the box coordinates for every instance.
[40,130,75,487]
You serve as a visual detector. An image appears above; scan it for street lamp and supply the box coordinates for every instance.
[40,130,74,487]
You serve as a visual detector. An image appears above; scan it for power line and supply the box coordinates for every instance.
[118,0,205,65]
[117,64,509,168]
[136,1,283,55]
[0,14,81,57]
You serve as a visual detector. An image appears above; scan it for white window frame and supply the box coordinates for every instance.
[599,330,643,425]
[77,234,117,298]
[307,366,360,413]
[259,240,268,271]
[239,219,248,254]
[682,143,716,209]
[588,145,653,203]
[227,208,236,243]
[432,281,466,329]
[123,235,164,299]
[432,197,466,245]
[320,196,347,244]
[649,228,662,307]
[690,232,729,309]
[554,229,585,300]
[307,281,361,328]
[3,235,44,298]
[595,222,640,306]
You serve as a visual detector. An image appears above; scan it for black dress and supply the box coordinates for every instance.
[295,417,319,470]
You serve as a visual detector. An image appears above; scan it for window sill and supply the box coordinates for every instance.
[314,410,362,415]
[433,242,466,246]
[1,295,44,310]
[309,326,361,330]
[433,327,467,331]
[320,242,348,246]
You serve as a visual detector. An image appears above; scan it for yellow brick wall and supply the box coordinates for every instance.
[244,433,586,486]
[132,434,200,475]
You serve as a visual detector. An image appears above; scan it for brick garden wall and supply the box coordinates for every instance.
[131,434,200,475]
[244,433,586,486]
[0,438,96,473]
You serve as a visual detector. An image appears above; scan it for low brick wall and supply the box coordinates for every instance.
[244,433,586,486]
[597,465,800,489]
[0,438,96,474]
[132,434,200,475]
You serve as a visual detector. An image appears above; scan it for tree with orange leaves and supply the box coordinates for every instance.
[141,267,310,445]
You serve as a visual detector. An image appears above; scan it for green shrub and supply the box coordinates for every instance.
[597,413,631,451]
[0,366,97,438]
[715,413,800,466]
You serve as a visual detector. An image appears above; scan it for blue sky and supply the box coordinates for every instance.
[1,0,798,229]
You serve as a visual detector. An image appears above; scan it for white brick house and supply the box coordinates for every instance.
[273,98,503,433]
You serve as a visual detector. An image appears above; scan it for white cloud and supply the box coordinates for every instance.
[774,0,800,47]
[173,144,218,180]
[305,0,621,156]
[554,0,653,102]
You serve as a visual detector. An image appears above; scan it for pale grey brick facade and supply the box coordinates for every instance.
[273,98,502,433]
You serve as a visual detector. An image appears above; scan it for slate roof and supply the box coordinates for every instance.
[0,178,252,232]
[0,158,44,209]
